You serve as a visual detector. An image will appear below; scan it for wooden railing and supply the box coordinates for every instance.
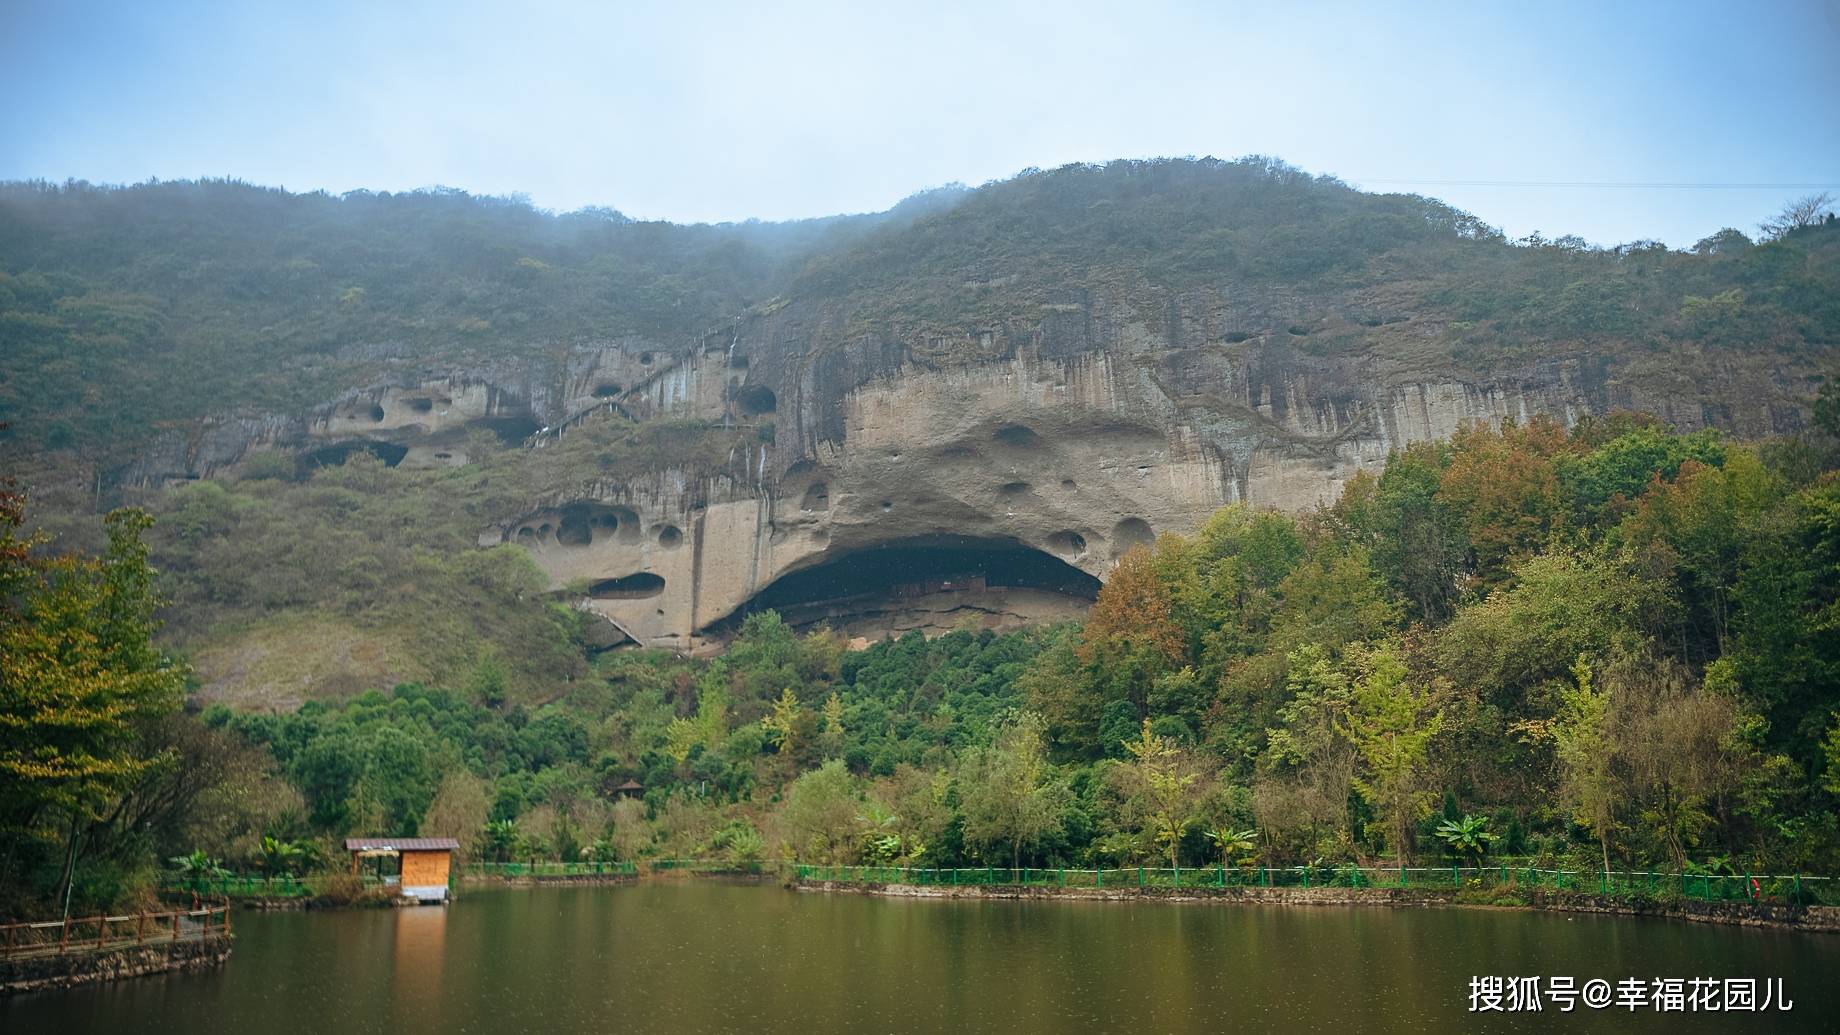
[0,905,230,961]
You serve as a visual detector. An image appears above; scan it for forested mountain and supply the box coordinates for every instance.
[2,158,1834,467]
[2,158,1838,918]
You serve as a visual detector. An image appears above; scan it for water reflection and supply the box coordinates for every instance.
[390,905,446,1026]
[5,885,1835,1035]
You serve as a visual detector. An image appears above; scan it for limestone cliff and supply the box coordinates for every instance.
[470,282,1815,649]
[10,163,1830,651]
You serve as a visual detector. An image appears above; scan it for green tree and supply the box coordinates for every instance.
[1344,642,1443,866]
[781,759,860,863]
[1549,659,1619,874]
[958,712,1066,869]
[1121,719,1199,868]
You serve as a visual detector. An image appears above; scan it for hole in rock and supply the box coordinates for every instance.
[639,352,654,365]
[588,572,666,600]
[1060,478,1077,490]
[516,527,535,540]
[537,523,553,541]
[1287,325,1311,336]
[729,354,749,369]
[592,383,622,398]
[1111,517,1154,556]
[556,509,593,547]
[368,403,386,422]
[879,500,893,512]
[993,424,1041,448]
[801,483,830,512]
[405,397,434,413]
[656,525,683,549]
[735,384,777,417]
[470,415,541,446]
[718,536,1102,631]
[300,440,407,470]
[1047,530,1087,556]
[999,481,1031,496]
[1224,332,1252,344]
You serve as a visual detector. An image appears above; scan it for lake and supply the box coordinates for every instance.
[8,882,1834,1033]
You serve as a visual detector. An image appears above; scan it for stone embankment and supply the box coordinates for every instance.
[793,879,1840,933]
[2,933,232,995]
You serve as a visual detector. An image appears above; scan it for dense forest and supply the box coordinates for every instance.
[6,407,1838,914]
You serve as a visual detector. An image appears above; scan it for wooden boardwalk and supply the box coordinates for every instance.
[1,906,230,961]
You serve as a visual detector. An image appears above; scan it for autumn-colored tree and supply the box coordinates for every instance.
[0,500,186,913]
[1079,546,1186,721]
[820,692,846,759]
[1438,416,1574,589]
[1084,546,1186,666]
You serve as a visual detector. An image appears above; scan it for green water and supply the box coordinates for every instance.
[8,883,1834,1033]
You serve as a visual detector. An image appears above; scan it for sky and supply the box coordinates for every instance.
[2,0,1837,247]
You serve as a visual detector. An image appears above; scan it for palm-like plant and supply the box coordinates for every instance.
[580,838,618,865]
[1097,830,1151,866]
[722,826,765,863]
[1203,827,1259,868]
[257,835,307,878]
[483,819,519,863]
[856,802,900,862]
[171,849,230,889]
[1434,814,1498,866]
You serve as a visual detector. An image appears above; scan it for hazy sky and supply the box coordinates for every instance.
[4,0,1837,246]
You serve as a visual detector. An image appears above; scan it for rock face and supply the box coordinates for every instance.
[103,270,1817,651]
[467,285,1815,649]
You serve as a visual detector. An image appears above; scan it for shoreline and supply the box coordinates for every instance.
[2,934,232,997]
[789,877,1840,933]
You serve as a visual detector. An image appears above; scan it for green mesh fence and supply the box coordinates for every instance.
[161,873,333,897]
[467,861,638,878]
[649,859,766,875]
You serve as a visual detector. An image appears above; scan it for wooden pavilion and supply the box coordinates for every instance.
[345,837,460,904]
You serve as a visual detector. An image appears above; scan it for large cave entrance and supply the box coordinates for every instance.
[715,535,1101,640]
[298,439,409,473]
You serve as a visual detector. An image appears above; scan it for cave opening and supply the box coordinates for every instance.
[299,440,409,472]
[734,383,777,418]
[471,415,542,445]
[589,572,666,599]
[713,535,1101,633]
